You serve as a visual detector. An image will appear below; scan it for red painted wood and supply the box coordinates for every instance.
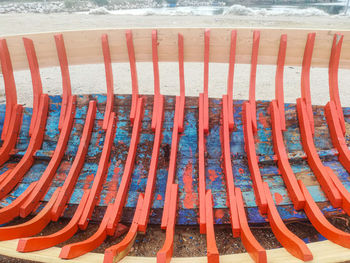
[198,93,206,233]
[20,95,76,218]
[328,34,345,134]
[249,30,260,134]
[54,34,72,131]
[126,30,139,123]
[235,187,266,263]
[296,98,342,208]
[275,34,287,131]
[17,190,90,252]
[263,182,313,261]
[23,38,44,136]
[104,193,144,263]
[270,100,305,210]
[101,34,114,130]
[0,94,49,200]
[203,29,210,134]
[227,30,237,131]
[157,184,178,263]
[106,98,144,234]
[151,30,161,132]
[205,190,219,263]
[78,112,116,230]
[301,33,315,135]
[222,95,240,237]
[299,180,350,249]
[0,188,60,241]
[242,102,267,214]
[178,33,185,133]
[0,39,18,140]
[51,101,96,220]
[138,95,164,233]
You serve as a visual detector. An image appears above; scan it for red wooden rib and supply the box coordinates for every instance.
[126,30,139,123]
[198,93,206,233]
[235,187,266,263]
[17,189,90,252]
[0,168,13,185]
[54,34,72,131]
[51,100,97,220]
[270,100,305,210]
[23,38,44,136]
[151,30,161,131]
[227,30,237,131]
[203,28,210,134]
[0,39,19,140]
[205,190,219,263]
[106,98,144,234]
[249,30,260,134]
[19,95,76,217]
[60,204,113,259]
[0,182,37,224]
[300,33,315,135]
[298,180,350,249]
[78,112,116,230]
[0,187,60,241]
[275,34,287,131]
[222,95,240,237]
[157,184,178,263]
[161,96,181,229]
[0,104,23,166]
[138,95,164,233]
[104,194,144,263]
[328,34,345,134]
[263,182,313,261]
[178,33,185,133]
[0,94,49,200]
[242,102,267,214]
[296,97,341,208]
[101,34,114,130]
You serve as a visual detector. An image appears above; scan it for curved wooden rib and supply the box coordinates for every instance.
[235,187,266,263]
[161,96,181,229]
[151,29,161,132]
[0,188,60,241]
[275,34,287,131]
[101,34,114,130]
[0,39,20,141]
[178,33,185,133]
[298,180,350,249]
[106,98,144,234]
[54,34,72,131]
[19,95,76,217]
[198,93,206,233]
[242,102,267,214]
[157,184,178,263]
[51,101,96,220]
[16,190,90,252]
[78,112,116,230]
[222,95,239,236]
[227,30,237,131]
[249,30,260,134]
[0,94,49,200]
[205,190,219,263]
[270,100,305,210]
[138,95,164,233]
[60,204,113,259]
[103,194,144,263]
[300,33,315,135]
[22,38,43,137]
[203,28,210,134]
[263,182,313,261]
[125,30,139,123]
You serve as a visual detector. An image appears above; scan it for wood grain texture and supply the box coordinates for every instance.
[1,28,350,72]
[0,239,350,262]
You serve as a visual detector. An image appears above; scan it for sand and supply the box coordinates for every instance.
[0,13,350,107]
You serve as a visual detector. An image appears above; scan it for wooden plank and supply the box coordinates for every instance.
[1,28,350,72]
[1,239,350,262]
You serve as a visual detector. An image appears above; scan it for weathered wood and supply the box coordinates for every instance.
[1,28,350,72]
